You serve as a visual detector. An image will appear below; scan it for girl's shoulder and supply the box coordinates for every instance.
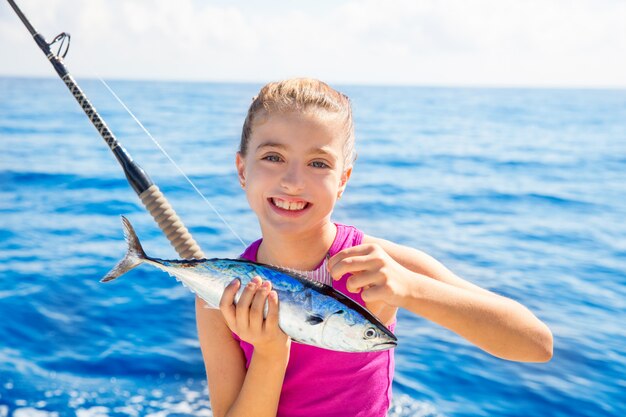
[329,223,364,255]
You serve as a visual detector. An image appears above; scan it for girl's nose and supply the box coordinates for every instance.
[280,163,305,193]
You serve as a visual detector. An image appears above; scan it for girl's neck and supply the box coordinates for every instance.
[257,221,337,271]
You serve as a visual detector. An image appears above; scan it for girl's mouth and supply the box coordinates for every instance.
[269,197,311,213]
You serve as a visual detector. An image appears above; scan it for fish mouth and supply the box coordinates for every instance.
[372,324,397,350]
[373,341,398,350]
[379,325,398,342]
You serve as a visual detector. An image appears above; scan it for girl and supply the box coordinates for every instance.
[196,78,553,417]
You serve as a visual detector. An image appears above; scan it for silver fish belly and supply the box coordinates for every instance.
[102,216,397,352]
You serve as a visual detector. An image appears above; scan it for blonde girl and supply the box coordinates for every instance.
[196,78,553,417]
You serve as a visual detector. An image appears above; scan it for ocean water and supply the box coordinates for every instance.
[1,77,625,417]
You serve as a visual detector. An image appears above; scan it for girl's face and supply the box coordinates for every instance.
[236,111,351,236]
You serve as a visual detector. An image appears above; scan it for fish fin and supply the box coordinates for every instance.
[101,216,147,283]
[266,263,333,289]
[305,314,325,325]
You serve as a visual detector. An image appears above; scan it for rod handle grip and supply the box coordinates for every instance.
[139,184,206,260]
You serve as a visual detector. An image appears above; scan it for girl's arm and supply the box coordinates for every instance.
[328,236,553,363]
[196,277,290,417]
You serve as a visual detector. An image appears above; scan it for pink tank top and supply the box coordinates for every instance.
[233,224,395,417]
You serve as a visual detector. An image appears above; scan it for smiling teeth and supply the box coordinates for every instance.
[273,198,307,211]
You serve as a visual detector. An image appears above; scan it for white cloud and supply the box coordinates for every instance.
[1,0,625,87]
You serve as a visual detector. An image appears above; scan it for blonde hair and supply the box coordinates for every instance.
[240,78,356,170]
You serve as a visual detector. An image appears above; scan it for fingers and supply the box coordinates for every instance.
[264,288,280,330]
[345,271,379,293]
[249,281,271,334]
[220,276,281,341]
[219,278,240,330]
[361,284,386,303]
[327,245,368,272]
[329,254,384,281]
[236,276,262,331]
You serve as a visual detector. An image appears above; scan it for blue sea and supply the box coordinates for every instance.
[1,77,625,417]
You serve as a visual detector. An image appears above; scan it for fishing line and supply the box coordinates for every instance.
[98,76,247,249]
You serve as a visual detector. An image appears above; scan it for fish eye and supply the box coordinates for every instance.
[364,327,377,339]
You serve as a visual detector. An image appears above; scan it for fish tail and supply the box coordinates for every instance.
[101,216,147,283]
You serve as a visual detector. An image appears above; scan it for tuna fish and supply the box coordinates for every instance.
[102,217,397,352]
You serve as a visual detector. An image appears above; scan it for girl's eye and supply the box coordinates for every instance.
[262,154,282,163]
[310,161,329,169]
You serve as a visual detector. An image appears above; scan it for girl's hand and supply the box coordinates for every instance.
[328,243,415,308]
[219,276,290,358]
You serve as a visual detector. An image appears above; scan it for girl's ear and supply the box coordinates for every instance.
[235,152,246,188]
[338,166,352,197]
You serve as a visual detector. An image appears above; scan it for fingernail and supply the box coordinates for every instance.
[261,281,270,289]
[230,278,240,286]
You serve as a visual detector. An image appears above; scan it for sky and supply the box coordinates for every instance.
[1,0,625,88]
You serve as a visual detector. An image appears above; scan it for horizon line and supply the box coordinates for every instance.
[1,74,625,92]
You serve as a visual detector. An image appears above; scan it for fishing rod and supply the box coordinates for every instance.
[7,0,205,260]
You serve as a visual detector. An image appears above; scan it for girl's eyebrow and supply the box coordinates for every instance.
[255,141,287,152]
[309,147,337,159]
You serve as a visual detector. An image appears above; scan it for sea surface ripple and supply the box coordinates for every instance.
[1,77,625,417]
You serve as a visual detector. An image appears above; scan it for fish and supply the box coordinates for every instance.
[101,216,397,352]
